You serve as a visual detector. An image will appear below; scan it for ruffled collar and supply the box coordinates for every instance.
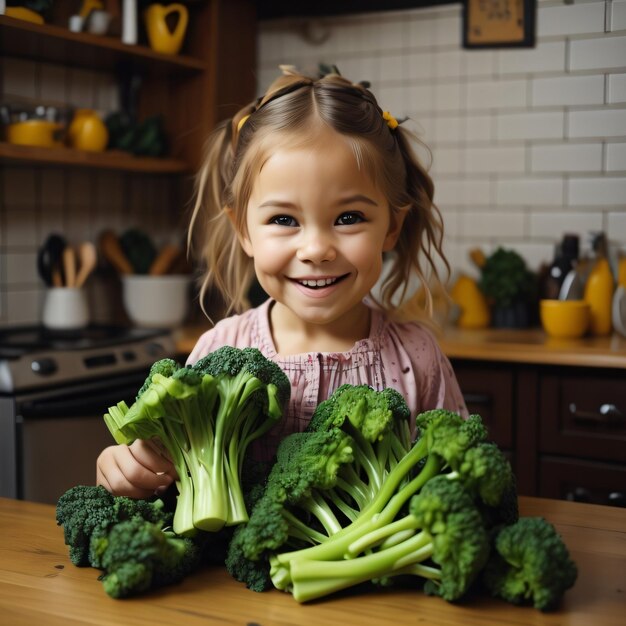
[254,298,385,360]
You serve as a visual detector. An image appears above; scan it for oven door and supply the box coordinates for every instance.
[0,372,146,504]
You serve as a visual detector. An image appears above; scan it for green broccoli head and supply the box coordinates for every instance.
[307,384,410,442]
[273,430,354,498]
[225,524,273,592]
[56,485,172,567]
[482,516,578,611]
[415,410,488,468]
[193,346,291,409]
[97,517,191,598]
[410,475,490,601]
[136,358,181,399]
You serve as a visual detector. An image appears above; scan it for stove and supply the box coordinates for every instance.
[0,325,177,503]
[0,325,176,393]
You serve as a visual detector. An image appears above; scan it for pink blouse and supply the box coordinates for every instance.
[187,299,466,459]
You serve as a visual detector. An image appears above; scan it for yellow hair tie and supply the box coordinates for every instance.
[382,111,398,130]
[237,114,250,133]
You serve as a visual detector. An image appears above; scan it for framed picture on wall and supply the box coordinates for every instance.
[463,0,536,49]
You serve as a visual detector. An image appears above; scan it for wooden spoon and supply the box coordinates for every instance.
[99,230,133,275]
[75,241,97,288]
[149,243,181,275]
[62,245,77,288]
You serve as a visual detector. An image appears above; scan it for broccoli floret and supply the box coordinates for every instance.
[94,517,199,598]
[55,485,171,567]
[136,358,181,399]
[103,347,290,535]
[482,517,578,611]
[228,386,508,603]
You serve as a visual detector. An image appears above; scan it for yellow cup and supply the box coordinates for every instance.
[144,3,189,55]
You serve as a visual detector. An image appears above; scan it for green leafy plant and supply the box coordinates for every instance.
[479,247,535,308]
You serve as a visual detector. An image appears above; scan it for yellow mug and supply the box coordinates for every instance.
[144,3,189,55]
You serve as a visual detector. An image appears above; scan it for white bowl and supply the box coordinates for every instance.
[122,274,191,328]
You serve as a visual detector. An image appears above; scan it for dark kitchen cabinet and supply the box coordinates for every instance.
[452,359,626,507]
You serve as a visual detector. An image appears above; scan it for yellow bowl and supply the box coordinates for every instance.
[7,120,64,148]
[540,300,590,339]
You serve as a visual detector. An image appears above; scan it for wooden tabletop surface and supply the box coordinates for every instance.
[1,495,624,626]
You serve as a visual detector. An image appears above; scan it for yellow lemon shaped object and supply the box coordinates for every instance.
[68,110,109,152]
[450,275,491,329]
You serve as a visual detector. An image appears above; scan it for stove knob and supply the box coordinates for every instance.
[31,358,58,376]
[146,342,165,357]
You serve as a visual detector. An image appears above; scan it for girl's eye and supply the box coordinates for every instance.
[270,215,298,227]
[336,212,364,226]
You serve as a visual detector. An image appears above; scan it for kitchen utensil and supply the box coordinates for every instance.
[558,269,584,301]
[149,243,181,275]
[612,286,626,338]
[37,234,67,287]
[540,299,590,339]
[99,230,133,275]
[75,242,97,288]
[62,246,77,288]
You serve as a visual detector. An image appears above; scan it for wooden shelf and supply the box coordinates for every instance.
[0,142,190,174]
[0,15,206,76]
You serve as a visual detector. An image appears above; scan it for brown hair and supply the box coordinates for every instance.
[189,68,448,318]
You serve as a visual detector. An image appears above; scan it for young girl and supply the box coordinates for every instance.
[96,67,467,499]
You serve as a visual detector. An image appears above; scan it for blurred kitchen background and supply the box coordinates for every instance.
[1,0,625,326]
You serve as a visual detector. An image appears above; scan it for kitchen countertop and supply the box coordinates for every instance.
[175,325,626,369]
[1,496,624,625]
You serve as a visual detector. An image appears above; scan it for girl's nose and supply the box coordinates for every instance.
[296,229,337,263]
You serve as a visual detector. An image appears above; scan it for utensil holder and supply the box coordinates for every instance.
[42,287,89,330]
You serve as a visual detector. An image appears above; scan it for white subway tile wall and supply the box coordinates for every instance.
[0,58,182,326]
[257,0,626,277]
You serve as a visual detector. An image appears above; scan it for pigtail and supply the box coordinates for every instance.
[188,116,254,317]
[377,127,450,320]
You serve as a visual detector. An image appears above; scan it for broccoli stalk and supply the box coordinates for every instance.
[103,347,290,536]
[281,476,490,603]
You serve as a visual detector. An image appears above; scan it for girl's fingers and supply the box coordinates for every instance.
[96,444,174,498]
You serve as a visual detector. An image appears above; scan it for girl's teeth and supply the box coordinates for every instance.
[300,278,337,287]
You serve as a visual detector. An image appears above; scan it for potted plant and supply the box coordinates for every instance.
[479,247,536,328]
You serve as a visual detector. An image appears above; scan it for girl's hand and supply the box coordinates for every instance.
[96,439,177,499]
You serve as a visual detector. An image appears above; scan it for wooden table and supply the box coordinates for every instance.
[1,496,624,625]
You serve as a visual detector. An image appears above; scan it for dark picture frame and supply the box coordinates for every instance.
[463,0,536,49]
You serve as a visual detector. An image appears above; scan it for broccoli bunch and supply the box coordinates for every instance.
[55,484,171,566]
[226,385,576,610]
[56,485,220,598]
[103,347,290,535]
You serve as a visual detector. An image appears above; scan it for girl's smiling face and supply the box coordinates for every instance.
[237,127,405,346]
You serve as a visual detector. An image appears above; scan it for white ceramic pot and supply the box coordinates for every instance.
[122,274,191,328]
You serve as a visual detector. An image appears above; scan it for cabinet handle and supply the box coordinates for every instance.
[463,393,491,406]
[568,402,624,426]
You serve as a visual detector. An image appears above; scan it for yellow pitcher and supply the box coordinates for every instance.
[144,3,189,55]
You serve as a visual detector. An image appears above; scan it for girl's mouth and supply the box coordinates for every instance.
[292,274,348,289]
